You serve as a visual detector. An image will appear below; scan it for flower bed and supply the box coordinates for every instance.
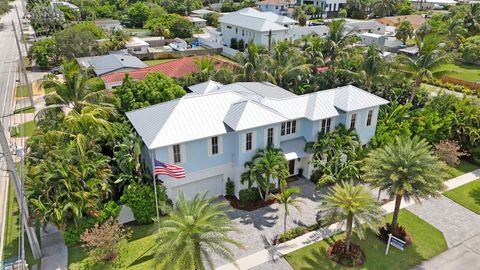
[225,194,277,211]
[327,240,366,268]
[428,78,480,96]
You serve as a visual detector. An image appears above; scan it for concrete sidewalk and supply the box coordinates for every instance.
[40,224,68,270]
[216,169,480,270]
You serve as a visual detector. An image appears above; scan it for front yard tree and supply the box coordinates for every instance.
[270,180,303,234]
[242,146,289,200]
[155,193,243,270]
[395,20,414,45]
[318,181,384,253]
[362,136,448,232]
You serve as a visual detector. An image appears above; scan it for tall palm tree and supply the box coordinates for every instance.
[154,193,243,270]
[370,0,396,17]
[269,41,311,91]
[269,180,303,233]
[307,124,361,162]
[464,3,480,36]
[234,43,273,82]
[360,45,385,92]
[194,56,216,82]
[242,146,289,200]
[397,35,452,103]
[324,20,356,69]
[442,18,467,49]
[303,36,325,67]
[362,136,449,231]
[318,181,384,253]
[39,60,113,120]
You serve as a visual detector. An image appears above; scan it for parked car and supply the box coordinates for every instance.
[50,66,62,74]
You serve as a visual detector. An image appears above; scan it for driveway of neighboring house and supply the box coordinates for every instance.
[213,177,322,267]
[407,196,480,248]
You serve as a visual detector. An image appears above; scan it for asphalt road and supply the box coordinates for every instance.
[0,0,25,261]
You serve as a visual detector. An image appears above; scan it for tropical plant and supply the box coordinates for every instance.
[433,140,468,166]
[460,36,480,64]
[397,35,452,103]
[359,45,385,92]
[30,5,65,34]
[234,43,273,82]
[269,180,303,234]
[362,136,449,231]
[463,3,480,36]
[154,193,243,270]
[318,181,384,253]
[323,20,357,69]
[371,0,396,17]
[395,20,414,45]
[241,146,289,200]
[113,134,144,188]
[194,57,217,82]
[121,182,168,224]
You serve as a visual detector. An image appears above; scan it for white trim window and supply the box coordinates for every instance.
[208,135,223,156]
[281,120,297,136]
[350,113,357,129]
[173,144,182,163]
[169,143,187,164]
[246,132,252,151]
[320,118,332,135]
[366,109,373,127]
[267,127,274,146]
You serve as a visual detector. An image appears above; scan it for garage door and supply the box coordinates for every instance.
[172,175,224,201]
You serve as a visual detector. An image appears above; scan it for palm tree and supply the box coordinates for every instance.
[442,18,466,49]
[360,45,385,92]
[154,193,243,270]
[269,41,311,91]
[242,146,289,200]
[397,35,452,103]
[370,0,396,17]
[39,60,113,120]
[324,20,356,69]
[234,43,273,82]
[318,181,384,253]
[269,180,303,233]
[464,3,480,36]
[362,136,449,231]
[194,56,216,82]
[307,124,361,162]
[303,36,325,67]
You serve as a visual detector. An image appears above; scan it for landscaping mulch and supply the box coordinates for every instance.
[225,195,277,211]
[327,240,366,268]
[378,223,413,246]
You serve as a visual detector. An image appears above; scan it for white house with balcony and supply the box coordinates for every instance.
[297,0,347,18]
[258,0,290,16]
[218,8,297,48]
[126,81,389,202]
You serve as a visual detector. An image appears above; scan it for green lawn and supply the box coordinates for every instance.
[444,179,480,214]
[285,209,448,270]
[437,62,480,82]
[13,106,35,114]
[446,160,479,178]
[123,28,151,33]
[143,59,176,66]
[11,121,36,137]
[15,84,32,97]
[68,223,158,270]
[2,184,40,267]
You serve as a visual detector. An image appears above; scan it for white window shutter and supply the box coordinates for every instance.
[181,143,187,163]
[218,135,224,155]
[252,131,257,151]
[207,137,212,157]
[168,146,174,164]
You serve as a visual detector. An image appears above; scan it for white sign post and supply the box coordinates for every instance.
[385,233,406,255]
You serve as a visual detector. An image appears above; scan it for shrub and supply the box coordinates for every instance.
[237,39,245,50]
[238,188,261,203]
[63,217,97,246]
[278,226,308,243]
[434,140,468,166]
[378,223,412,245]
[230,38,237,49]
[98,201,122,224]
[80,217,132,261]
[310,169,322,183]
[225,178,235,197]
[121,182,168,224]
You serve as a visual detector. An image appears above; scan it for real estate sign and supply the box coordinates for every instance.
[385,233,406,255]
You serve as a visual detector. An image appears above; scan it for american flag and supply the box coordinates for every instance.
[154,159,185,179]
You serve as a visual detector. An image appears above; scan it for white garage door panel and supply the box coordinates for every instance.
[172,175,224,201]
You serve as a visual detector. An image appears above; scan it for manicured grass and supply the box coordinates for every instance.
[68,223,158,270]
[143,59,176,66]
[13,106,35,114]
[444,179,480,214]
[11,121,36,137]
[2,184,40,267]
[15,84,32,97]
[437,62,480,82]
[123,28,151,33]
[285,209,448,270]
[446,160,479,178]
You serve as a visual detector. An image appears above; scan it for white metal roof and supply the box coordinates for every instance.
[223,100,287,131]
[125,37,149,47]
[218,8,297,32]
[281,137,308,160]
[188,80,224,94]
[127,82,389,149]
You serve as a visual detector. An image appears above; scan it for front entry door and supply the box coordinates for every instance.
[288,159,295,175]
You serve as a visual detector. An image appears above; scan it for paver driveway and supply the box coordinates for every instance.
[213,177,322,268]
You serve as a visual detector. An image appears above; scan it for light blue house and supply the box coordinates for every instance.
[126,81,388,201]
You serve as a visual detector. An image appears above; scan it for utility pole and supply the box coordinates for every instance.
[11,21,34,107]
[0,121,42,259]
[15,5,29,53]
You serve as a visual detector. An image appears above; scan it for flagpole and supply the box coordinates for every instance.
[150,150,160,228]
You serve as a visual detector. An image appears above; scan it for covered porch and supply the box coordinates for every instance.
[280,137,314,180]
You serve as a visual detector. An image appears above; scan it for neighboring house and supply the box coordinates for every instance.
[297,0,347,18]
[187,16,207,28]
[50,0,79,11]
[344,19,386,35]
[94,19,123,31]
[258,0,290,16]
[360,33,402,49]
[218,8,297,47]
[191,8,214,17]
[377,15,426,30]
[126,81,389,202]
[409,0,456,10]
[76,53,147,76]
[101,57,227,89]
[125,37,150,55]
[290,25,329,40]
